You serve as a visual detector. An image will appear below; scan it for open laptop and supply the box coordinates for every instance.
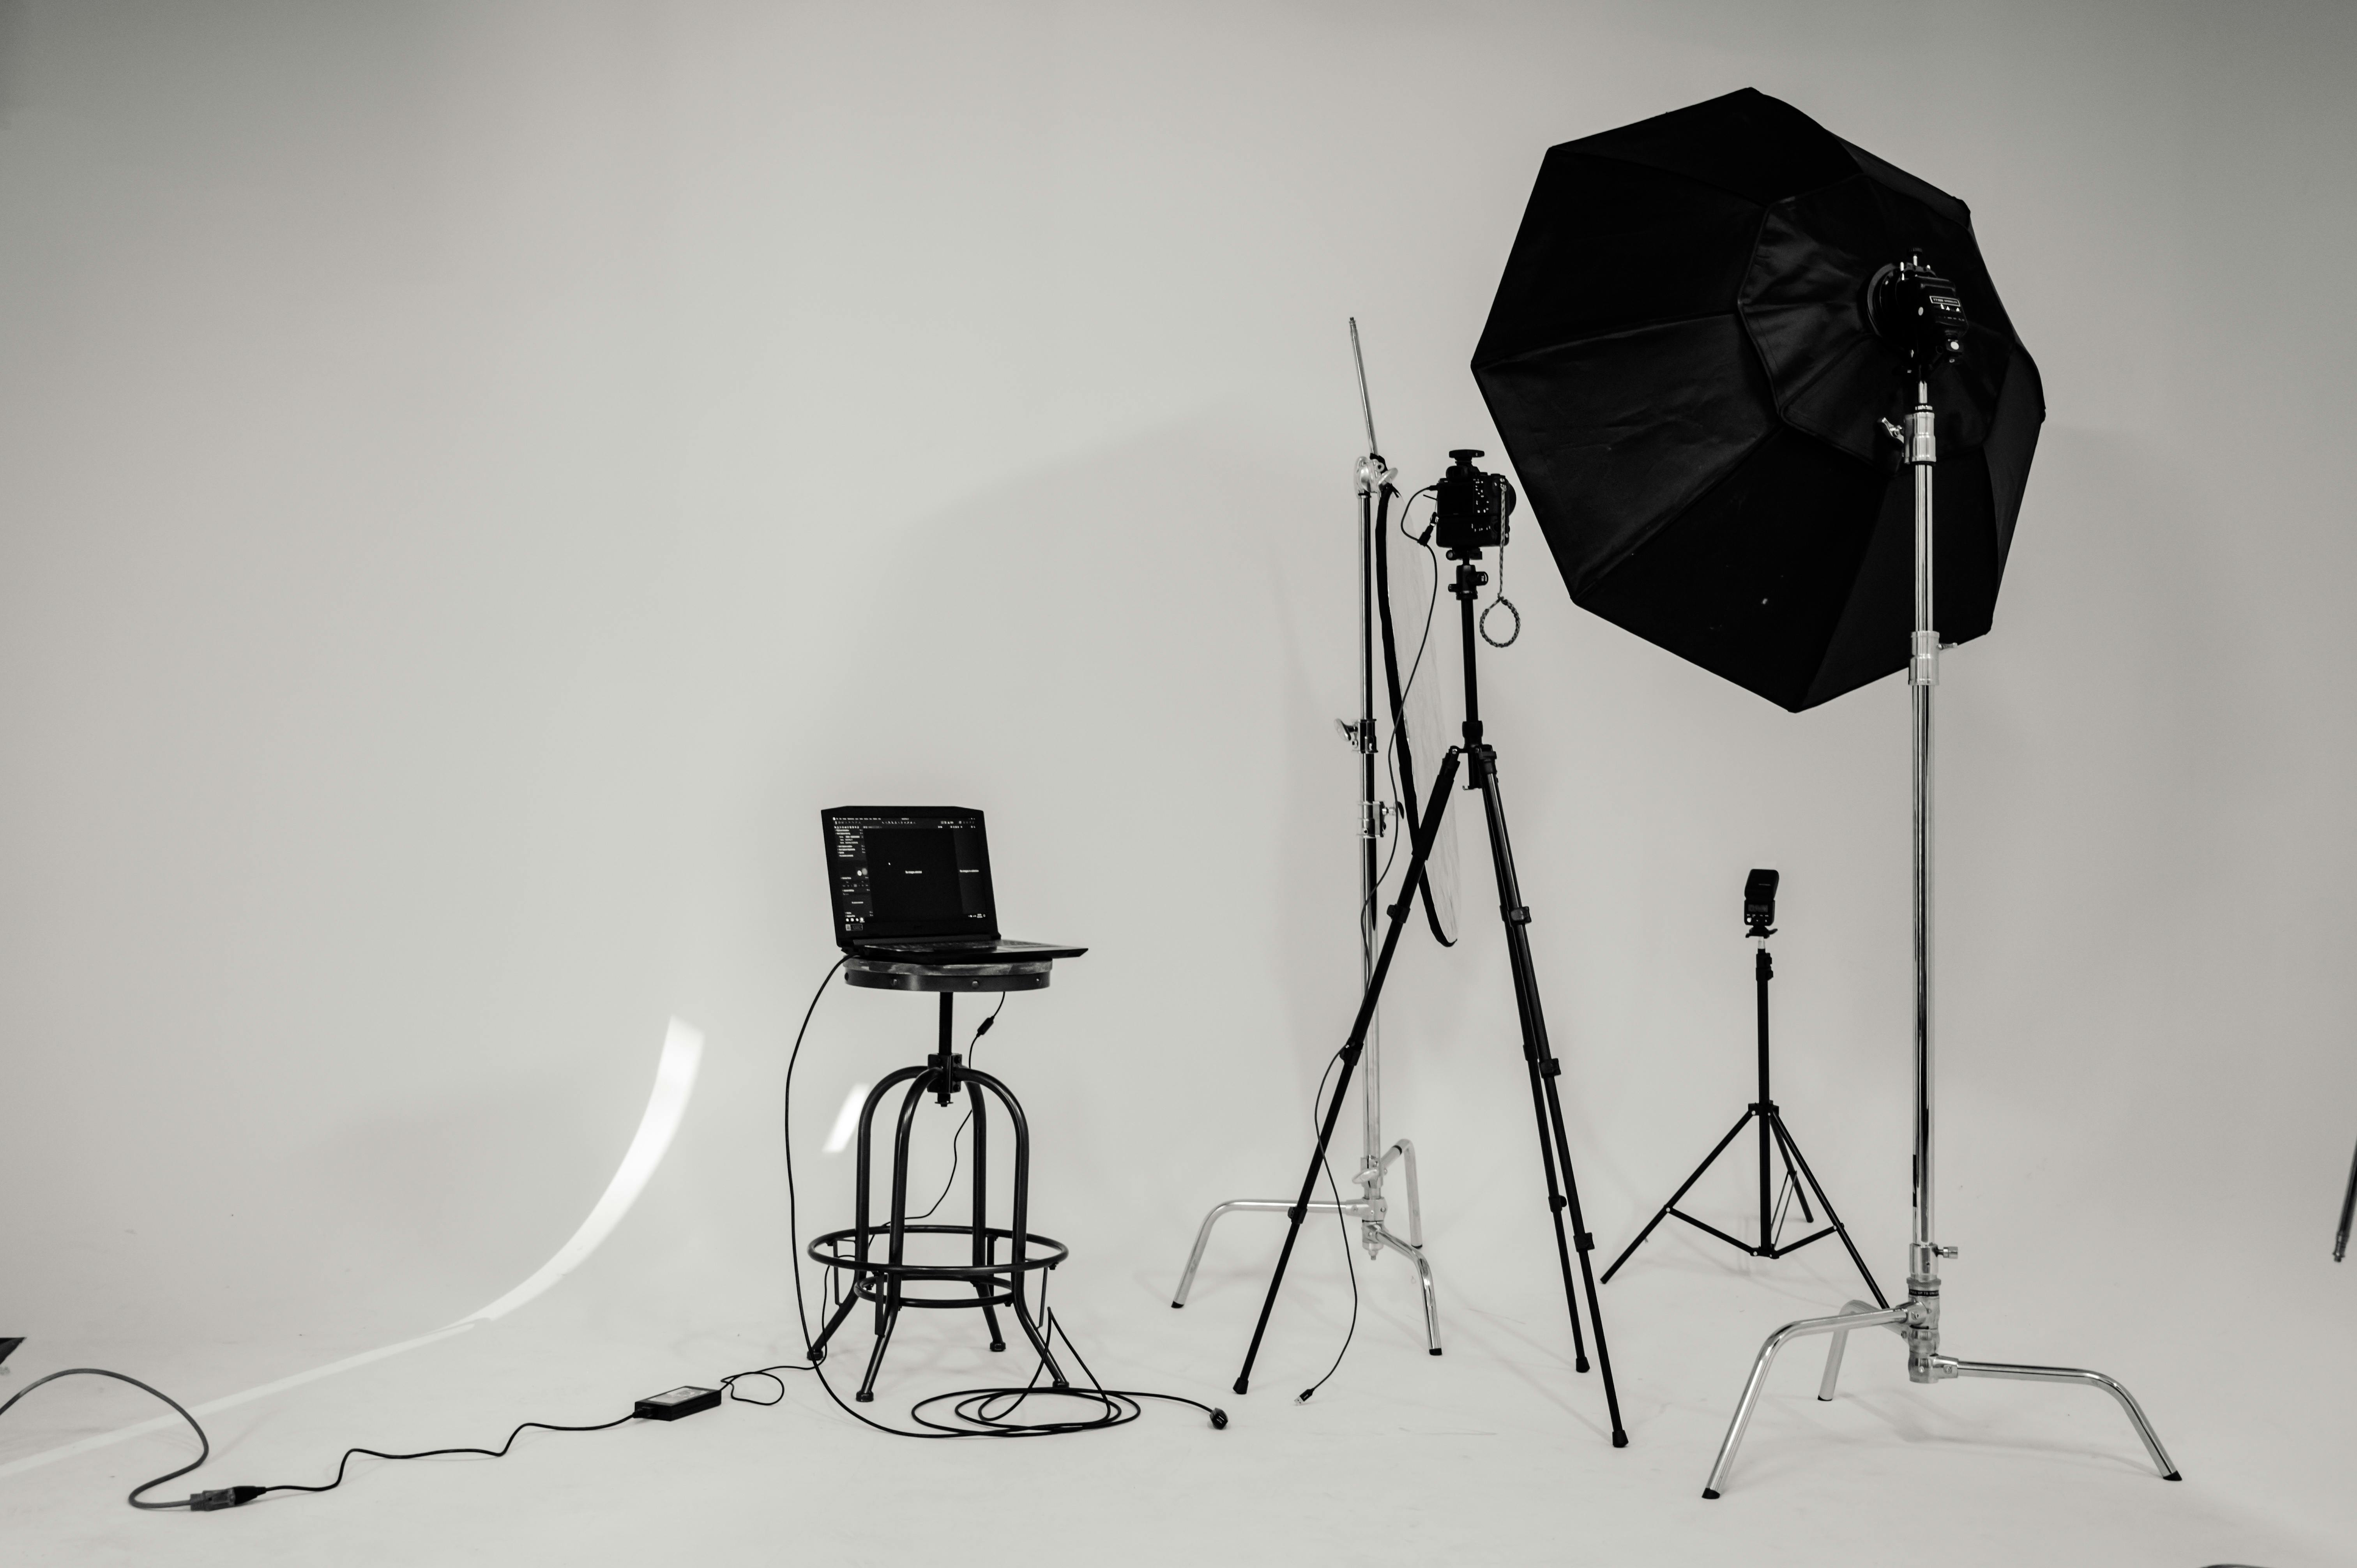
[822,806,1086,962]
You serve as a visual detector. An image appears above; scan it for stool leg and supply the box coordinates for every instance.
[856,1301,901,1403]
[809,1284,862,1363]
[968,1079,1005,1351]
[1009,1282,1069,1389]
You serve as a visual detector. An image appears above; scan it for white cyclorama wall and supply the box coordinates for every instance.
[0,0,2352,1534]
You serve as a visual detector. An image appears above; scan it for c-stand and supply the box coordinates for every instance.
[1228,528,1627,1448]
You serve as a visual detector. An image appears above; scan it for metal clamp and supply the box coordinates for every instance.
[1903,406,1936,464]
[1909,630,1940,687]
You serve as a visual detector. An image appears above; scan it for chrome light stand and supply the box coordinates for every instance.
[1168,322,1444,1353]
[1700,303,2180,1496]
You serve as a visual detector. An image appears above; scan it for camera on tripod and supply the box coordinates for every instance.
[1434,449,1515,557]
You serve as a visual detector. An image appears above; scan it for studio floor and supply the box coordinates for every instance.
[3,1217,2347,1568]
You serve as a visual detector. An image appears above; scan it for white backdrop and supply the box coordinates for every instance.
[2,2,2353,1562]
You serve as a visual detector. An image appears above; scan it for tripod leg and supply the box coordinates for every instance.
[1767,1113,1887,1309]
[1601,1109,1755,1282]
[1470,745,1626,1442]
[1540,1066,1627,1443]
[1231,747,1462,1397]
[1520,1050,1589,1372]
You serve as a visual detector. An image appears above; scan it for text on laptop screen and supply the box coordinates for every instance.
[824,809,998,941]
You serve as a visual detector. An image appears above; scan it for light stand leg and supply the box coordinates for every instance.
[1947,1360,2180,1479]
[1765,1114,1887,1306]
[1601,1110,1754,1281]
[1376,1138,1442,1353]
[1702,1304,1908,1497]
[1815,1298,1892,1400]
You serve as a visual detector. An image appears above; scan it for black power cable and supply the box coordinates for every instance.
[0,1368,215,1510]
[0,1368,632,1513]
[238,1412,635,1503]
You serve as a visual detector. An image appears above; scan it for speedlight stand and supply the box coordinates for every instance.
[1228,511,1627,1448]
[1601,892,1885,1305]
[1701,321,2179,1494]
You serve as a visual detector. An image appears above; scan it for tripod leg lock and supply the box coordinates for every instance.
[1286,1205,1307,1223]
[1574,1231,1595,1252]
[1540,1056,1563,1078]
[1504,905,1531,924]
[1550,1195,1568,1213]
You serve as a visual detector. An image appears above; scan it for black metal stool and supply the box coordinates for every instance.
[807,959,1069,1402]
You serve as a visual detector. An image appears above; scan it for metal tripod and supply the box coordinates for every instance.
[1171,325,1442,1352]
[1700,364,2178,1496]
[1227,540,1627,1446]
[1603,932,1885,1305]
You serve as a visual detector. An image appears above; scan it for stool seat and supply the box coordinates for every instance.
[842,958,1051,993]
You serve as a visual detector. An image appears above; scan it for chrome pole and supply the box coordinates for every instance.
[1906,380,1947,1326]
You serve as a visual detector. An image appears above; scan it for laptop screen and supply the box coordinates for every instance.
[822,807,1000,944]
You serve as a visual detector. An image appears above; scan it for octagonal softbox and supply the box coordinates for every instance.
[1471,88,2042,712]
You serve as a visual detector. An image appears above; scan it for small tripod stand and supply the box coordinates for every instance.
[1230,483,1627,1448]
[1601,875,1884,1306]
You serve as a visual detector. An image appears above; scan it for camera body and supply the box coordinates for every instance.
[1434,449,1515,557]
[1744,868,1778,937]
